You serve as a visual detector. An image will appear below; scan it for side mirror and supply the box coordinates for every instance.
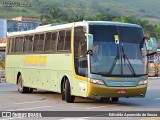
[86,34,93,54]
[146,37,157,56]
[150,38,157,53]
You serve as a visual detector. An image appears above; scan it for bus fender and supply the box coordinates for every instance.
[61,74,71,93]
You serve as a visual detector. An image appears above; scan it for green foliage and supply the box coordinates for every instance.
[1,0,160,41]
[41,8,62,24]
[113,16,139,24]
[41,7,160,41]
[68,13,85,22]
[92,13,115,21]
[1,0,160,20]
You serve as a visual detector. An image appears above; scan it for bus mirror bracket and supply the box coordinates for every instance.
[146,52,157,56]
[86,34,93,55]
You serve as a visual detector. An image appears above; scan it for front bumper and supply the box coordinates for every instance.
[87,82,147,98]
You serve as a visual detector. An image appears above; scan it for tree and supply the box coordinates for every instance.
[113,16,138,24]
[68,13,85,22]
[139,20,158,39]
[41,8,62,24]
[155,24,160,40]
[92,13,115,21]
[138,20,149,31]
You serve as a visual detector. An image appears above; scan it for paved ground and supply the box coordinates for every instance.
[0,78,160,120]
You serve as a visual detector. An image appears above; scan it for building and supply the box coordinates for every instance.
[7,16,40,32]
[7,20,39,32]
[9,16,40,22]
[0,17,40,71]
[0,19,7,39]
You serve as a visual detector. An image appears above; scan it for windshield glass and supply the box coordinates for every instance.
[89,25,146,77]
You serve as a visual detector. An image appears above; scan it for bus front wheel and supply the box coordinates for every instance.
[65,79,75,103]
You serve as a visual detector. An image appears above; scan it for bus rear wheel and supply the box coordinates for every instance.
[111,97,119,102]
[18,75,33,93]
[65,79,75,103]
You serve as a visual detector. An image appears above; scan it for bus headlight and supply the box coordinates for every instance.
[138,80,147,85]
[88,78,104,85]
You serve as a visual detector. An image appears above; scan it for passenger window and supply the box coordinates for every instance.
[11,38,15,53]
[7,38,12,53]
[45,32,57,51]
[28,36,33,52]
[34,34,45,52]
[64,30,71,50]
[45,32,52,51]
[57,30,71,51]
[51,32,57,50]
[58,31,65,50]
[34,34,39,51]
[24,35,33,52]
[15,37,23,53]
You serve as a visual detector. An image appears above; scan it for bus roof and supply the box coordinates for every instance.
[86,21,141,27]
[7,21,141,37]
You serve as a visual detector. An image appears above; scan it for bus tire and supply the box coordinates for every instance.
[18,75,32,93]
[18,75,27,93]
[111,97,119,102]
[65,79,75,103]
[62,81,66,101]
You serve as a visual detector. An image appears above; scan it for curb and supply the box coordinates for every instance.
[148,77,160,79]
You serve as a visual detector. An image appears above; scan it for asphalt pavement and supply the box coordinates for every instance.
[0,78,160,120]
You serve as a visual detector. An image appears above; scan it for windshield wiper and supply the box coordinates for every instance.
[108,46,120,75]
[121,45,136,76]
[108,45,136,76]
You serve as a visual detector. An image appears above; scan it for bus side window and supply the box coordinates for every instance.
[58,30,65,51]
[45,32,52,51]
[34,34,45,52]
[33,34,39,51]
[11,38,15,53]
[51,32,57,51]
[39,34,45,51]
[45,32,57,52]
[64,30,71,50]
[24,36,28,52]
[7,38,11,53]
[28,36,33,52]
[15,37,23,53]
[24,36,33,53]
[57,29,71,51]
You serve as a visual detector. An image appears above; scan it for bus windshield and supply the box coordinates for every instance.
[89,25,146,77]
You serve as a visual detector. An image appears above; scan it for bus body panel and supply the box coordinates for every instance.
[6,54,88,97]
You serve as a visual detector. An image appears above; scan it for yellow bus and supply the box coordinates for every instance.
[6,21,149,103]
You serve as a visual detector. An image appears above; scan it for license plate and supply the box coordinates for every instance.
[117,90,127,94]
